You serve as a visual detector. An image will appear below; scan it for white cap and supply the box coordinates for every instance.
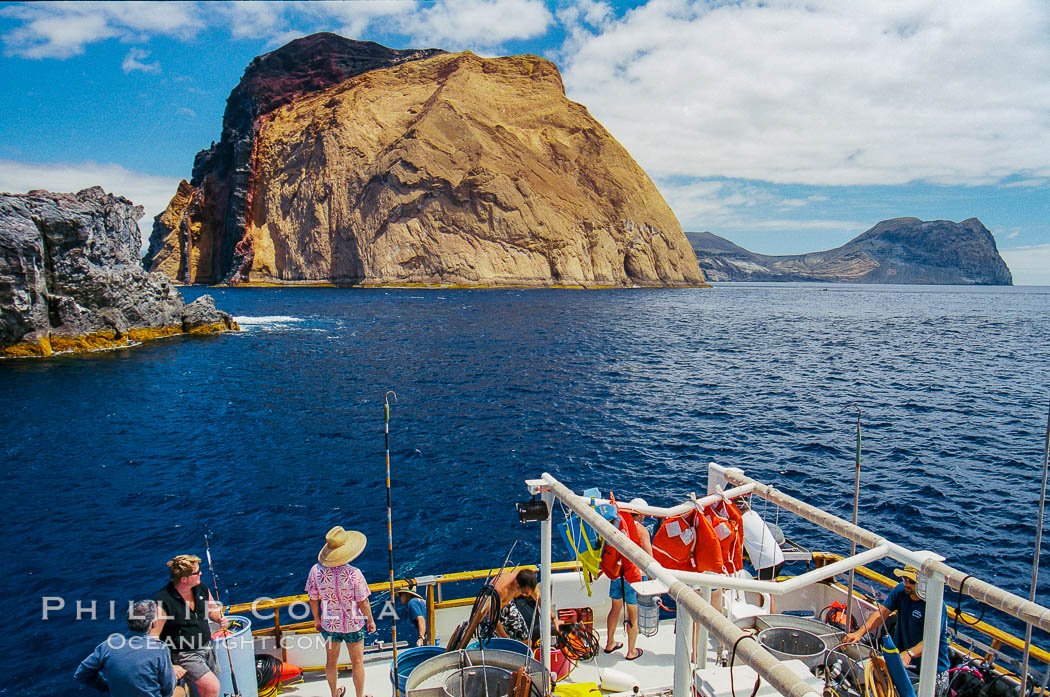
[629,498,649,514]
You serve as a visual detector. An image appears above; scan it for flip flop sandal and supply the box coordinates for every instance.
[626,648,644,660]
[603,641,624,653]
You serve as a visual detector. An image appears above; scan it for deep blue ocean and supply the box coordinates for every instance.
[2,283,1049,695]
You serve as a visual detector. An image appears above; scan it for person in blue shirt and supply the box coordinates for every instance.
[397,590,428,646]
[75,599,183,697]
[845,565,951,697]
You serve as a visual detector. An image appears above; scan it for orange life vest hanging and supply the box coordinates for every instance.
[651,508,726,573]
[704,498,744,574]
[599,507,643,583]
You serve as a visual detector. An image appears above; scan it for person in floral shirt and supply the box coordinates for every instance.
[307,526,376,697]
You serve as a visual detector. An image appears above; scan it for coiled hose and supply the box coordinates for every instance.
[552,622,601,679]
[471,584,504,644]
[256,654,282,697]
[863,655,893,697]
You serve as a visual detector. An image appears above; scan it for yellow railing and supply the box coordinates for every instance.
[814,552,1050,667]
[224,560,583,666]
[227,553,1048,679]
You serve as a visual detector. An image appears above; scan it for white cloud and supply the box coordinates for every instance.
[557,0,613,31]
[122,47,159,73]
[218,1,287,40]
[657,177,856,231]
[1,2,203,58]
[2,0,555,59]
[559,0,1050,188]
[307,1,414,42]
[397,0,554,48]
[999,244,1050,286]
[0,160,181,252]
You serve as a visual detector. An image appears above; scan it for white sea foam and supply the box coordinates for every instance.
[233,315,305,330]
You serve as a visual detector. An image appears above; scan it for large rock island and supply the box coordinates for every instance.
[689,217,1012,285]
[145,34,704,288]
[1,187,238,358]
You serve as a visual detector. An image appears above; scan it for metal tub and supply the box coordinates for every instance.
[405,649,548,697]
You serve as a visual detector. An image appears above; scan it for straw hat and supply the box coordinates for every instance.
[396,589,424,601]
[318,526,367,567]
[893,565,919,583]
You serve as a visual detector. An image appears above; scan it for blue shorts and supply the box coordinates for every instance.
[609,578,637,605]
[320,627,365,644]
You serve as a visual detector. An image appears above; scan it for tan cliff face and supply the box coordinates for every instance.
[149,49,705,287]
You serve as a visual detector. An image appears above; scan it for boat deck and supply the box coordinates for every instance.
[225,465,1050,697]
[258,617,830,697]
[265,621,683,697]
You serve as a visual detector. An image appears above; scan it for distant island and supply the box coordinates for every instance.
[687,217,1012,285]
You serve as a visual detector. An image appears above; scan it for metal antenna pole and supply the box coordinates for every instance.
[1021,391,1050,695]
[845,405,861,633]
[385,391,399,676]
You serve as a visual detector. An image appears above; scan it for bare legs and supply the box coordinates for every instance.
[605,598,641,658]
[194,672,220,697]
[624,603,640,659]
[323,640,368,697]
[605,597,624,651]
[324,640,343,697]
[349,640,366,697]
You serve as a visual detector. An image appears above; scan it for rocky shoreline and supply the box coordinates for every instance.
[0,187,238,358]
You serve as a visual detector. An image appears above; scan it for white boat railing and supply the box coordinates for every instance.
[529,465,1050,697]
[531,473,824,697]
[715,464,1050,635]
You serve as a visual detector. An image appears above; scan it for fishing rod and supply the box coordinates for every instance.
[204,530,241,697]
[1020,391,1050,695]
[385,391,399,674]
[845,405,861,635]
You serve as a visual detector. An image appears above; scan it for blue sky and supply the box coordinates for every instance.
[1,0,1048,284]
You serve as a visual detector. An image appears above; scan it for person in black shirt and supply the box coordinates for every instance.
[154,554,227,697]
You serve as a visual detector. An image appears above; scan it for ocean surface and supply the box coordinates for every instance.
[2,283,1049,695]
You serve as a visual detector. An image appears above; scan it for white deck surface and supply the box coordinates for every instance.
[244,570,860,697]
[259,618,771,697]
[262,620,681,697]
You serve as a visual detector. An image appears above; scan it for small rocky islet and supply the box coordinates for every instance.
[0,187,237,358]
[143,33,705,289]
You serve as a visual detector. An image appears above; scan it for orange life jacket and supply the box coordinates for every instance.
[600,508,643,583]
[651,508,726,573]
[704,498,744,574]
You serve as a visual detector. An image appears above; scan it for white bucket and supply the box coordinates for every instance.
[211,615,258,697]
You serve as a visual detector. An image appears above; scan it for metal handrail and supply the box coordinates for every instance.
[538,472,823,697]
[814,552,1050,665]
[720,466,1050,635]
